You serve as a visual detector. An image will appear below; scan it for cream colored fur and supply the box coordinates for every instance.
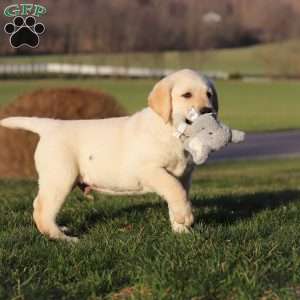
[0,69,217,241]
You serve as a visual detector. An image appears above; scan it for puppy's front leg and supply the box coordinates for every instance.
[143,168,194,233]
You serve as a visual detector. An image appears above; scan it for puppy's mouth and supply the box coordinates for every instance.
[185,118,193,125]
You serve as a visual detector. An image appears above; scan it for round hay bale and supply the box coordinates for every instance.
[0,87,127,179]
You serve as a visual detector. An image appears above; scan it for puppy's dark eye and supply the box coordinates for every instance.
[206,90,212,99]
[182,92,192,99]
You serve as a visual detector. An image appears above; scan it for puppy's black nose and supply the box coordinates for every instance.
[200,107,213,114]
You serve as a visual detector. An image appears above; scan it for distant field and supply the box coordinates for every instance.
[1,157,300,299]
[1,40,300,75]
[0,78,299,132]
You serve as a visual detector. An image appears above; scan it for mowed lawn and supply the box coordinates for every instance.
[0,158,300,299]
[0,75,300,298]
[0,78,300,132]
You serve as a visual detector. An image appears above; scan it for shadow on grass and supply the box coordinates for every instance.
[192,189,300,225]
[77,189,300,234]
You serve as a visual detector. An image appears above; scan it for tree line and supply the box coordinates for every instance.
[1,0,300,55]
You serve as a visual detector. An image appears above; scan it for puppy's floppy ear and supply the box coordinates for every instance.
[148,78,172,123]
[210,83,219,113]
[205,76,219,113]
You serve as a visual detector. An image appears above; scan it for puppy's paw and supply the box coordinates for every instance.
[49,227,78,242]
[59,226,70,233]
[58,226,79,242]
[169,203,194,233]
[171,221,191,233]
[170,202,194,226]
[65,236,79,243]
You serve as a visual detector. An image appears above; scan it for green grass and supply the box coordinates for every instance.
[1,158,300,299]
[2,40,300,75]
[1,78,300,132]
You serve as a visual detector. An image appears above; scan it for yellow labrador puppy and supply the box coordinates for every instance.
[0,69,218,241]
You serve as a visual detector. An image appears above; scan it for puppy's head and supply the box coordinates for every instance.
[148,69,218,126]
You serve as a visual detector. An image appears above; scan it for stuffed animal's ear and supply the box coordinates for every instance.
[231,130,245,143]
[187,139,210,165]
[148,79,173,123]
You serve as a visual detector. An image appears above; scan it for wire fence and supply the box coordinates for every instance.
[2,63,297,81]
[0,63,229,80]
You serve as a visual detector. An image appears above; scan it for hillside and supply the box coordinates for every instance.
[1,40,300,76]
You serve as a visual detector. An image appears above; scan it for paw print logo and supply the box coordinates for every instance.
[4,16,45,48]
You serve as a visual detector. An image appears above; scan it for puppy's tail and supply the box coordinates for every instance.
[0,117,59,136]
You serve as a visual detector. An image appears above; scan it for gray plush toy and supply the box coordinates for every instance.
[174,109,245,165]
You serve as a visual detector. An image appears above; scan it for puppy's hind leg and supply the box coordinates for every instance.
[33,181,78,242]
[33,147,78,241]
